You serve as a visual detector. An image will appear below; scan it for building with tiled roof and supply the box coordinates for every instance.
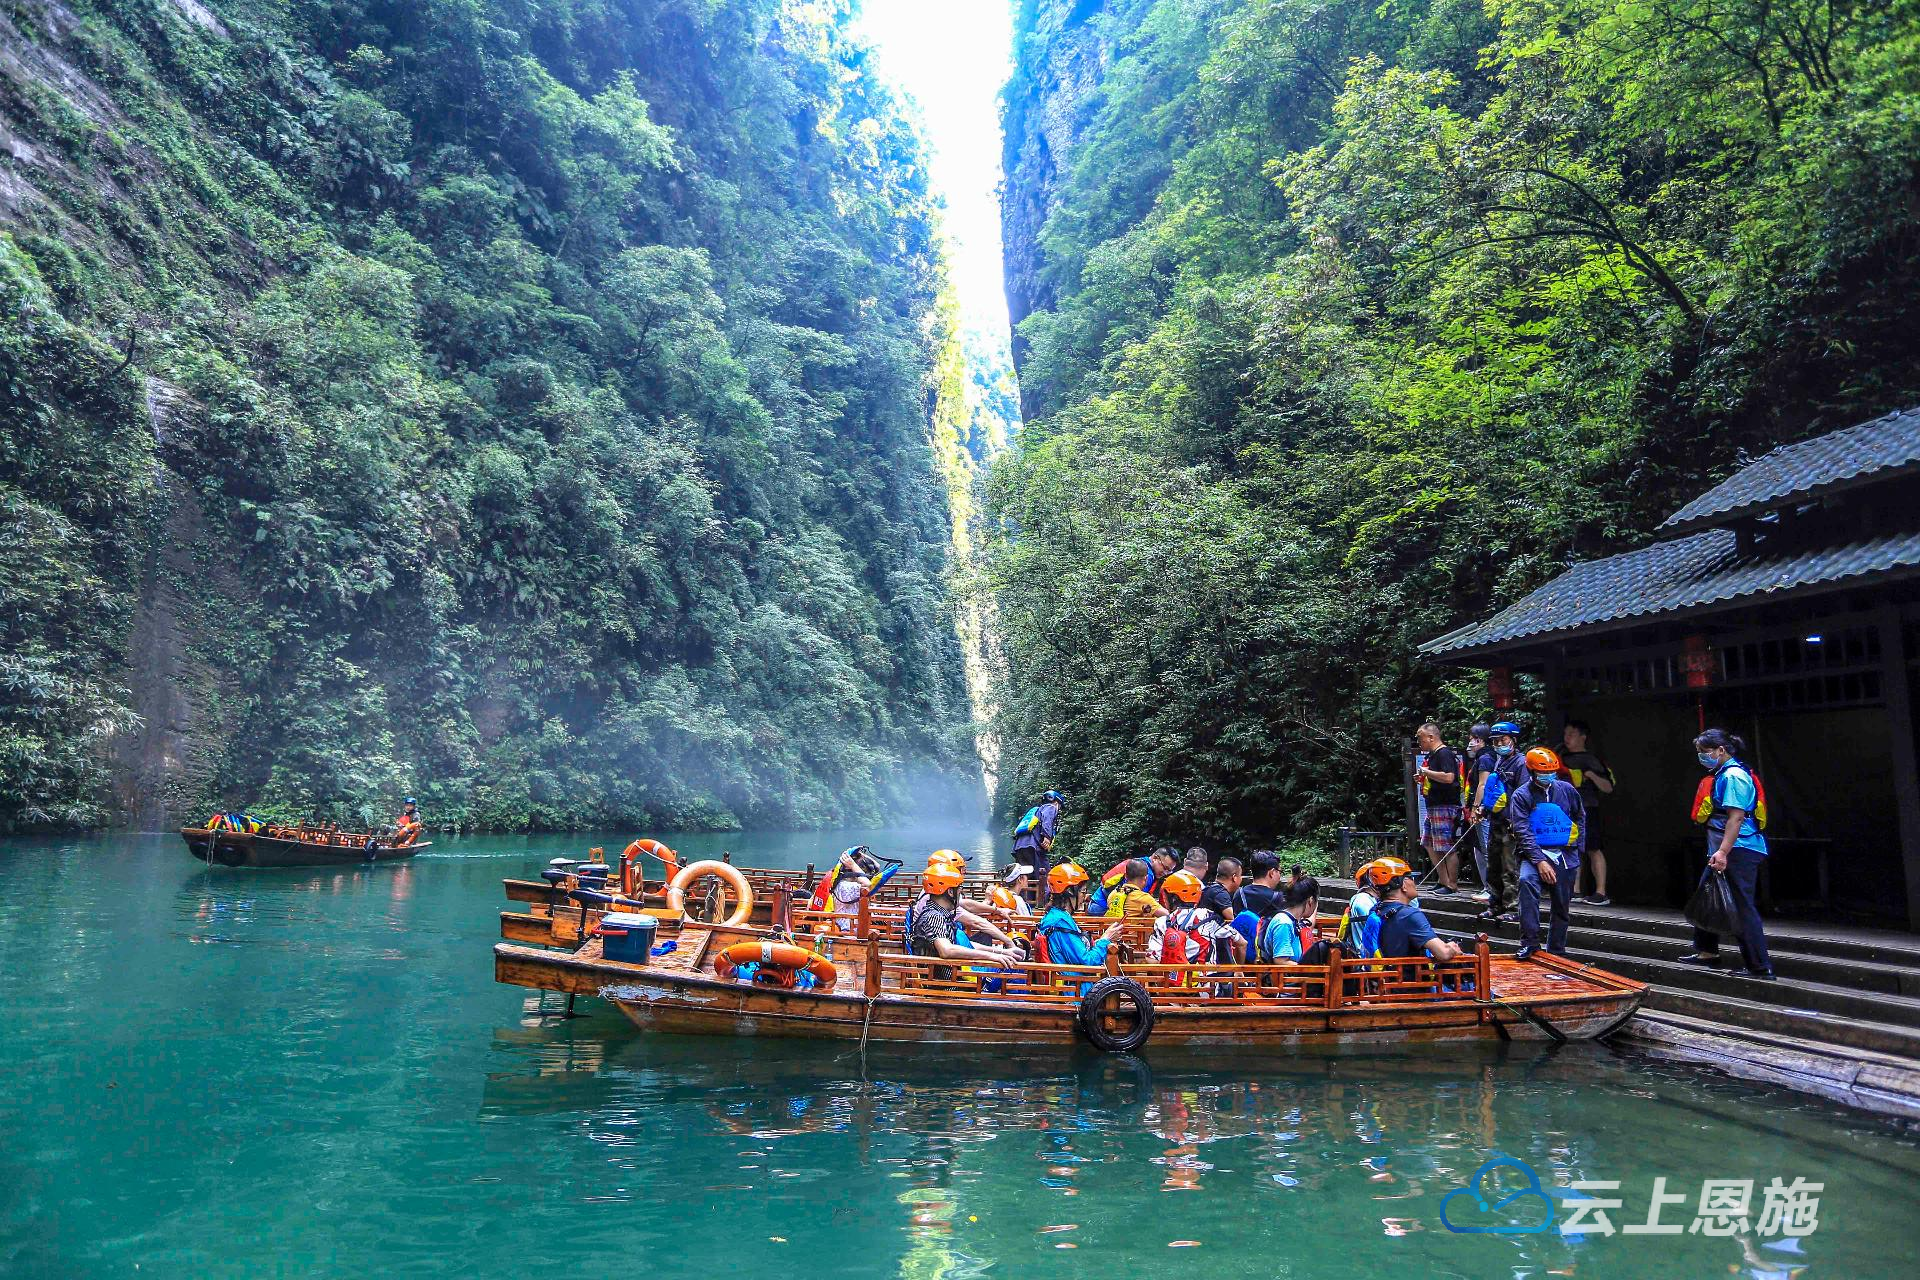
[1420,407,1920,931]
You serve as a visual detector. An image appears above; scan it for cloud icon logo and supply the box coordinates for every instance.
[1440,1155,1556,1235]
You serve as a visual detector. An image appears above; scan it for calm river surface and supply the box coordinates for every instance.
[3,831,1916,1279]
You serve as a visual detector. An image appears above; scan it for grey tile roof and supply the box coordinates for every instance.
[1660,407,1920,533]
[1419,526,1920,659]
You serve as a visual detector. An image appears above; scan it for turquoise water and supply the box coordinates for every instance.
[2,832,1916,1279]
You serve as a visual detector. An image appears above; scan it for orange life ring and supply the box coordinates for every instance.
[620,838,679,898]
[712,939,837,991]
[665,860,754,926]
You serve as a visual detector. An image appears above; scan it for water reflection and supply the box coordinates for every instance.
[474,1027,1920,1277]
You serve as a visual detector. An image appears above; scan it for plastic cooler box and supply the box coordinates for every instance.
[600,912,658,963]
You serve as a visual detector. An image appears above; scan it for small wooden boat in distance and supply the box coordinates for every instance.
[182,825,427,868]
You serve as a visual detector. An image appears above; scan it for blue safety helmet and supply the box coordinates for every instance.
[1489,721,1522,738]
[1043,789,1066,805]
[403,796,416,805]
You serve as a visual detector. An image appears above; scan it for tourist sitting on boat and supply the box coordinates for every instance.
[1033,863,1123,969]
[1090,845,1178,913]
[1256,877,1335,964]
[1154,870,1242,963]
[1506,747,1585,962]
[828,846,883,924]
[1190,859,1251,959]
[1102,859,1168,920]
[987,882,1031,921]
[1338,857,1408,958]
[393,797,423,846]
[924,848,1024,942]
[1001,861,1035,904]
[1376,870,1464,962]
[906,858,1023,979]
[1234,850,1285,919]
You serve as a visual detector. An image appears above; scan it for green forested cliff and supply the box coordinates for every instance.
[1,0,984,831]
[995,0,1920,862]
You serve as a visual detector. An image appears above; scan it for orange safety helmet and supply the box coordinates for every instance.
[922,859,966,894]
[988,884,1022,913]
[1162,870,1204,904]
[1047,862,1090,895]
[1355,856,1413,888]
[1525,746,1563,775]
[927,848,967,868]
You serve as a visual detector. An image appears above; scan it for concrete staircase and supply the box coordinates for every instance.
[1354,891,1920,1060]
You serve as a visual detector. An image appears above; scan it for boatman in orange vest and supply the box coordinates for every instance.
[394,797,423,847]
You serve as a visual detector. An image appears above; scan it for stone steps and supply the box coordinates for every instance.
[1327,888,1920,1060]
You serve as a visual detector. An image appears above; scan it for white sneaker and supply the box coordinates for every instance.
[1471,891,1490,902]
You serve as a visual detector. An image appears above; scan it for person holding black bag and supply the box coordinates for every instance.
[1678,728,1774,981]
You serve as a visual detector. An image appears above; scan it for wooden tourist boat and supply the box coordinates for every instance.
[182,824,428,868]
[502,844,1013,949]
[493,883,1647,1050]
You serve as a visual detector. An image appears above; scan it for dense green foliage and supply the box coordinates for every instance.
[1,0,983,831]
[994,0,1920,863]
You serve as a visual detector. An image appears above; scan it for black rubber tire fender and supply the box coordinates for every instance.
[1076,975,1155,1053]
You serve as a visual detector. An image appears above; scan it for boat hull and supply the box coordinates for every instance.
[182,829,426,868]
[493,939,1644,1048]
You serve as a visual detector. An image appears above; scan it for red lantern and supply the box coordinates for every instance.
[1682,634,1715,690]
[1487,666,1514,709]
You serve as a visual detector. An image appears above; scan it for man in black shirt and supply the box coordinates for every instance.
[1414,721,1465,894]
[1560,720,1616,906]
[1234,850,1285,919]
[1198,856,1248,962]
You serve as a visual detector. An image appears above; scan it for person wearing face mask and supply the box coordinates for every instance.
[1678,728,1774,980]
[1463,723,1495,900]
[1475,720,1528,925]
[1504,747,1586,961]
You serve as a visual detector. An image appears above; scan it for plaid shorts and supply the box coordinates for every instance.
[1423,804,1463,852]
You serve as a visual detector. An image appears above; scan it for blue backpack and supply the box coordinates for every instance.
[1013,806,1044,839]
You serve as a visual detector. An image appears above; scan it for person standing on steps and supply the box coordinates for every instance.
[1476,720,1529,926]
[1463,724,1495,900]
[1506,747,1585,961]
[1413,721,1465,895]
[1559,719,1616,906]
[1010,790,1065,910]
[1677,728,1775,981]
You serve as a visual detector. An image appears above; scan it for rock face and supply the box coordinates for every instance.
[0,0,986,832]
[999,0,1120,417]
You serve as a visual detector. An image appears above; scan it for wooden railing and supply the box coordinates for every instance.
[859,944,1484,1010]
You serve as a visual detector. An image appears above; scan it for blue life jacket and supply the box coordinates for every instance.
[1529,799,1575,849]
[1013,806,1043,838]
[1232,910,1261,952]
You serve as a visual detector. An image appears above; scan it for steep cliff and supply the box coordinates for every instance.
[992,0,1920,857]
[998,0,1131,416]
[0,0,985,831]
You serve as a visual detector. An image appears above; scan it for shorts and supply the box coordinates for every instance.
[1579,807,1602,849]
[1423,805,1463,852]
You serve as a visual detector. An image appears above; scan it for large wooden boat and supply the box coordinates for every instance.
[182,825,428,868]
[494,885,1646,1050]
